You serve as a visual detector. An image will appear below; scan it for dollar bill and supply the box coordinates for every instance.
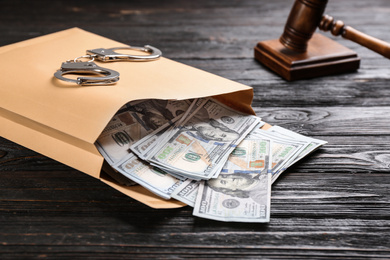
[148,98,261,180]
[171,129,271,207]
[248,129,309,182]
[96,99,191,197]
[96,99,191,164]
[101,164,137,187]
[171,179,200,207]
[193,137,271,222]
[130,120,177,160]
[139,98,208,161]
[114,153,183,199]
[220,136,271,175]
[268,125,327,164]
[131,99,196,160]
[96,107,144,164]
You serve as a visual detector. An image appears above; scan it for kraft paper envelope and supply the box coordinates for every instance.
[0,28,269,208]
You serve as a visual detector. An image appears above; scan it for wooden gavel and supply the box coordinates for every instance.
[254,0,390,80]
[280,0,390,58]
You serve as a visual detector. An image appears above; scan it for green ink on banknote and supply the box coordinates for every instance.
[185,152,201,162]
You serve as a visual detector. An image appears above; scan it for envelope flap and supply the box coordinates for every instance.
[0,28,254,144]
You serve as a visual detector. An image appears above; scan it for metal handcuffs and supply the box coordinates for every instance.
[54,45,162,86]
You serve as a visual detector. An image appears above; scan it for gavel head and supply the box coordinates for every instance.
[280,0,328,53]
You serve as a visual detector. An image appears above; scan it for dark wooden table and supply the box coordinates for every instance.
[1,0,389,258]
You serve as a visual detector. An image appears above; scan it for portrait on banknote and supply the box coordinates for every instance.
[126,99,175,130]
[181,118,240,143]
[206,172,269,204]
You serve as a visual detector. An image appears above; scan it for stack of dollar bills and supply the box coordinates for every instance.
[95,98,327,223]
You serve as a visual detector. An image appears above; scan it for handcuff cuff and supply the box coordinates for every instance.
[54,45,162,86]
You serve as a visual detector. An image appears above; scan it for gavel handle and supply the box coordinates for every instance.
[319,14,390,59]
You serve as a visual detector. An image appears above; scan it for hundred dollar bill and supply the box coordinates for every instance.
[101,164,136,186]
[220,136,271,175]
[208,121,267,179]
[145,98,205,159]
[96,99,191,164]
[131,99,195,160]
[171,179,200,207]
[255,120,266,129]
[114,153,183,199]
[248,129,309,183]
[193,137,271,222]
[148,98,261,180]
[268,125,327,164]
[96,106,145,164]
[130,121,177,160]
[173,134,272,208]
[96,99,191,194]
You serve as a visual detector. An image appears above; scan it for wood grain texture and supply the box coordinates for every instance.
[1,0,390,259]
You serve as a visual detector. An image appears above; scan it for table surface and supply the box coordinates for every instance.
[1,0,389,259]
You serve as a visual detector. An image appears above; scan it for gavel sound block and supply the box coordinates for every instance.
[255,0,390,81]
[255,33,359,81]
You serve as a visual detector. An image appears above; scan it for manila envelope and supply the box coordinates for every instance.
[0,28,269,208]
